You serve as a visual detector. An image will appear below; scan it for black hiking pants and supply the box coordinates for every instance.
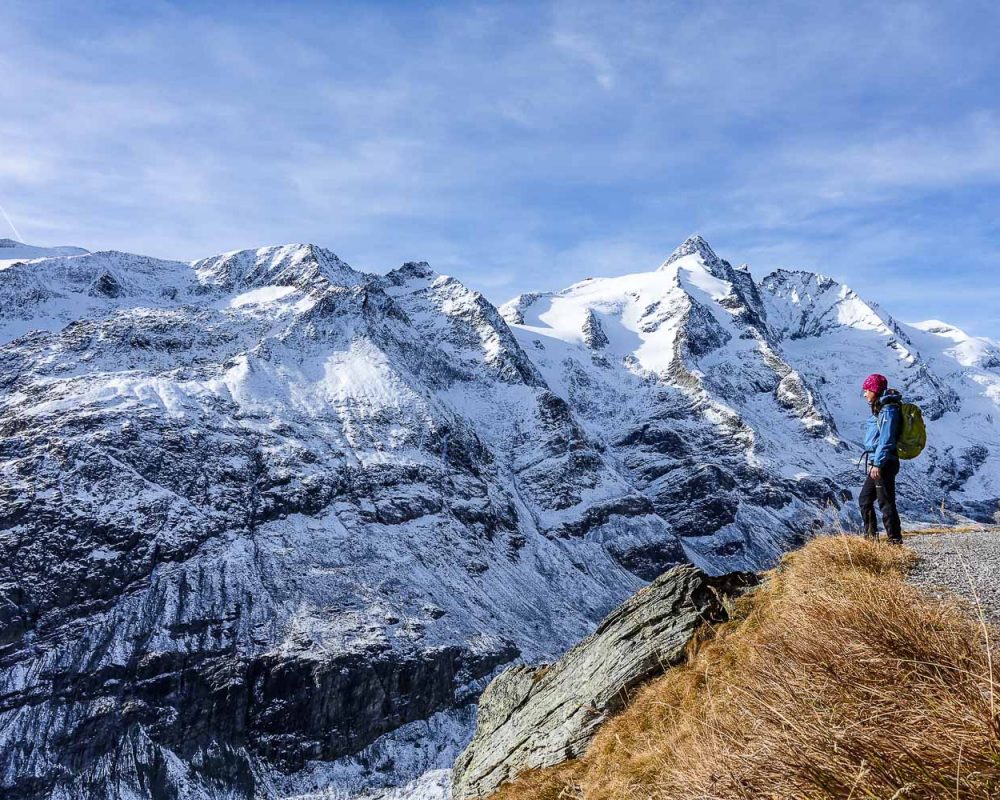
[858,458,902,542]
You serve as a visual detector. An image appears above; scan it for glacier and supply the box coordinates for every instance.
[0,234,997,798]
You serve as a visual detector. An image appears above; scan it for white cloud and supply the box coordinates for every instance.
[552,30,615,90]
[779,112,1000,195]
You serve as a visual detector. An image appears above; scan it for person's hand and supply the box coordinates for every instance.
[869,465,881,480]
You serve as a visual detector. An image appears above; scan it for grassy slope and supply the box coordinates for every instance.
[491,535,1000,800]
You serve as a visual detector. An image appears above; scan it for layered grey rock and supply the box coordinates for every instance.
[451,566,756,800]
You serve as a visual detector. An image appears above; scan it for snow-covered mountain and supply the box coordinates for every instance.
[1,236,997,799]
[0,237,89,268]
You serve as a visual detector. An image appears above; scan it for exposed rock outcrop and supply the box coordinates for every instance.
[581,309,609,349]
[451,565,757,799]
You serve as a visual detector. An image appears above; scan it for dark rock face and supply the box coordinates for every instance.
[89,270,124,298]
[5,640,516,800]
[581,309,609,350]
[451,565,758,799]
[681,302,732,357]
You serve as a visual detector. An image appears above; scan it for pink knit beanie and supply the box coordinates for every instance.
[862,373,888,394]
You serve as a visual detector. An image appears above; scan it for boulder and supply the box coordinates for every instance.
[452,565,756,799]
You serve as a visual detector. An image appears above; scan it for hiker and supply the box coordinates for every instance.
[859,373,903,544]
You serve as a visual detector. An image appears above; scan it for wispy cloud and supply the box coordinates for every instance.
[552,30,615,90]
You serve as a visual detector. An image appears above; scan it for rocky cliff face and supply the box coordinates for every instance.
[451,566,757,799]
[1,236,998,798]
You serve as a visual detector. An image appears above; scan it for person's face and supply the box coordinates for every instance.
[863,389,877,403]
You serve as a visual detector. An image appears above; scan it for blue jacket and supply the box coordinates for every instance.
[863,388,903,467]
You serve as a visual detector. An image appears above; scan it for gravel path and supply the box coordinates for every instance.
[906,530,1000,625]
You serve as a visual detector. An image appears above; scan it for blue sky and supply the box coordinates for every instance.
[3,1,1000,336]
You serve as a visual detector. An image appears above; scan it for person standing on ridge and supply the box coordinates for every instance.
[859,373,904,544]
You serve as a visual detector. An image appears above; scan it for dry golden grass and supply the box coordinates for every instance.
[491,535,1000,800]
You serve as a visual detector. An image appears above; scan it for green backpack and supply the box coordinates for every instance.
[896,402,927,459]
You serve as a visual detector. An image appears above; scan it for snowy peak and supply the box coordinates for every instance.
[759,268,902,341]
[909,319,1000,370]
[383,260,437,285]
[497,236,768,379]
[654,236,768,327]
[194,243,362,293]
[659,234,729,274]
[0,239,89,267]
[380,261,545,386]
[0,249,191,341]
[759,269,965,421]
